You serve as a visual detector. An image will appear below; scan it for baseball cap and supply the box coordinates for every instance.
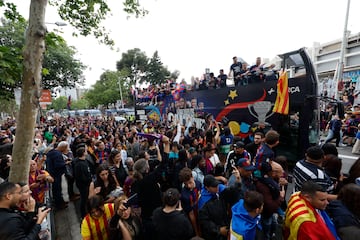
[234,141,245,148]
[236,158,256,171]
[203,175,220,188]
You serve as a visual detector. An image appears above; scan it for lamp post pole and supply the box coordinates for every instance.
[334,0,351,100]
[118,77,124,109]
[132,67,138,121]
[132,53,138,121]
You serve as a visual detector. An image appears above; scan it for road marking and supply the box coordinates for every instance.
[339,154,359,160]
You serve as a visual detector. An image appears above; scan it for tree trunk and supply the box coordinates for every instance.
[9,0,47,183]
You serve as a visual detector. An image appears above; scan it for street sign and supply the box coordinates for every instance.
[39,89,52,108]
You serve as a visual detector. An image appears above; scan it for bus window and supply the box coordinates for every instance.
[286,53,306,78]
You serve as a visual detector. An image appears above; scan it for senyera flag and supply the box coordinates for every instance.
[273,70,289,115]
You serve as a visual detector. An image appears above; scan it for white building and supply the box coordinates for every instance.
[310,32,360,104]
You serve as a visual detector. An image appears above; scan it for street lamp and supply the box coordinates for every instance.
[45,21,67,27]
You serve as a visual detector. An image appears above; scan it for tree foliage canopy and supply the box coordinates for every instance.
[49,96,67,111]
[42,32,86,89]
[0,18,26,101]
[0,18,86,100]
[71,98,89,110]
[116,48,172,86]
[49,0,148,47]
[85,70,130,108]
[146,50,171,85]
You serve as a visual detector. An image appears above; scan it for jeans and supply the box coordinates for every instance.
[325,129,341,146]
[325,129,334,142]
[260,214,277,240]
[65,175,75,197]
[77,183,89,218]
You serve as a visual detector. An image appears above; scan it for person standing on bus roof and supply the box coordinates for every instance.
[229,56,242,86]
[208,72,218,89]
[249,57,265,83]
[218,69,228,88]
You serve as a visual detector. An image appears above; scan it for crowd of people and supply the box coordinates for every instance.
[134,56,279,109]
[1,105,360,240]
[321,101,360,154]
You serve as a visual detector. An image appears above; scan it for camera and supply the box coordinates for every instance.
[41,201,52,211]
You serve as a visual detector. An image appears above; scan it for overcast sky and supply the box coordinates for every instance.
[18,0,360,87]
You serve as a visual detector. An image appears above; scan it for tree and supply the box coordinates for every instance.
[42,32,86,89]
[116,48,172,86]
[116,48,148,84]
[146,50,170,85]
[50,0,148,47]
[48,96,67,111]
[3,0,147,183]
[0,18,85,103]
[84,70,130,108]
[170,69,180,80]
[0,18,26,101]
[0,98,17,118]
[71,98,89,110]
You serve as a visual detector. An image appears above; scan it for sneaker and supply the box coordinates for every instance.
[339,144,347,147]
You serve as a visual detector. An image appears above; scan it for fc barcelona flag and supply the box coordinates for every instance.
[273,70,289,114]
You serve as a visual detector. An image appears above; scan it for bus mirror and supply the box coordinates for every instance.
[337,102,345,119]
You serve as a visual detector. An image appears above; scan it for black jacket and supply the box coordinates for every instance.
[152,207,193,240]
[137,153,168,219]
[0,208,41,240]
[327,200,360,229]
[73,158,92,188]
[327,200,360,239]
[46,149,65,177]
[198,188,241,240]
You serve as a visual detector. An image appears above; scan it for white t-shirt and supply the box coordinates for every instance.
[209,153,220,167]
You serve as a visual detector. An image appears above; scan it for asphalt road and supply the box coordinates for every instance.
[338,145,359,174]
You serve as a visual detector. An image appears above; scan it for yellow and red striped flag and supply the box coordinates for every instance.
[273,70,289,114]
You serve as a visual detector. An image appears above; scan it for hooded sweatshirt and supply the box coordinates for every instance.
[230,199,260,240]
[198,184,226,210]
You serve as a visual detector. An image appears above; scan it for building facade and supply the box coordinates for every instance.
[311,32,360,104]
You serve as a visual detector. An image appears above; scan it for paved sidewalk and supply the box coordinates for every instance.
[53,175,81,240]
